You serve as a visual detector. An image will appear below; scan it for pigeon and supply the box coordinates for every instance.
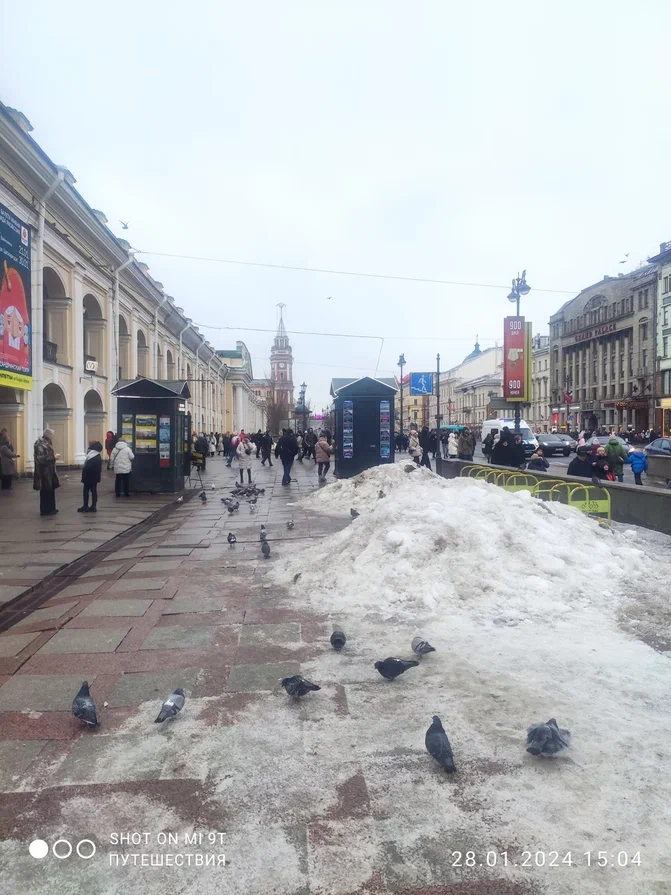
[155,688,185,723]
[411,635,436,657]
[261,541,271,558]
[176,496,183,504]
[591,476,603,487]
[526,718,571,756]
[221,497,232,505]
[227,532,236,545]
[247,496,258,505]
[330,630,346,650]
[260,530,267,542]
[199,491,207,503]
[72,681,98,727]
[210,483,216,491]
[249,504,257,514]
[119,220,129,229]
[287,520,294,530]
[280,675,320,698]
[350,508,360,518]
[425,715,456,773]
[374,657,419,680]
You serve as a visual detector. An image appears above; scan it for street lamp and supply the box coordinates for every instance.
[398,353,406,439]
[506,270,531,433]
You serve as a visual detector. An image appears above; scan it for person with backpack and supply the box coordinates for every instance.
[78,440,103,512]
[110,435,135,497]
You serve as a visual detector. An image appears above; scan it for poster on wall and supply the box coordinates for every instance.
[121,413,134,448]
[379,400,391,458]
[342,400,354,459]
[135,414,157,454]
[159,415,171,468]
[0,202,32,390]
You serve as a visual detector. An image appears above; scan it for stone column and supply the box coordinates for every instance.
[129,310,138,380]
[72,266,87,464]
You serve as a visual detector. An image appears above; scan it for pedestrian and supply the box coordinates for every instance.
[527,450,549,472]
[33,428,60,516]
[104,430,117,469]
[491,433,512,467]
[254,429,263,458]
[408,429,422,465]
[208,433,216,457]
[78,440,102,513]
[275,428,299,485]
[227,432,239,468]
[110,434,135,497]
[567,445,599,478]
[260,430,274,466]
[604,435,628,483]
[626,448,648,486]
[457,429,473,461]
[315,432,332,480]
[236,434,254,484]
[195,432,209,471]
[447,431,458,460]
[510,434,526,469]
[419,426,432,470]
[217,433,224,456]
[483,432,494,463]
[296,431,304,462]
[0,432,18,490]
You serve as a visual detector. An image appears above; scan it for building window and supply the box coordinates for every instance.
[664,275,671,294]
[664,337,669,358]
[664,306,670,326]
[640,322,648,341]
[642,350,648,371]
[644,288,649,307]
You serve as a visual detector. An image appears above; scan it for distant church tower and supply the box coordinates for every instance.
[270,304,294,408]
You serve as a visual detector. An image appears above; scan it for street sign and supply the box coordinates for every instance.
[488,397,529,411]
[409,372,433,395]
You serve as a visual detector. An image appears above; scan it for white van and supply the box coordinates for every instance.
[481,418,538,457]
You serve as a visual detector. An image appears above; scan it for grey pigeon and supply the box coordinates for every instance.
[591,476,601,487]
[350,508,360,518]
[330,630,346,650]
[155,688,185,723]
[281,675,321,698]
[526,718,571,756]
[260,527,267,541]
[199,491,207,502]
[227,532,236,545]
[411,635,436,657]
[287,520,294,530]
[221,497,232,505]
[72,681,98,727]
[425,715,456,772]
[176,496,184,504]
[261,541,271,558]
[247,496,258,505]
[374,657,419,680]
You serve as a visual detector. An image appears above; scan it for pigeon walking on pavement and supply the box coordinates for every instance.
[411,635,436,657]
[526,719,571,756]
[287,520,294,530]
[176,496,184,504]
[350,508,360,518]
[155,688,185,723]
[374,657,419,680]
[227,532,236,545]
[72,681,98,727]
[261,541,271,559]
[260,526,267,541]
[280,675,321,698]
[330,631,346,651]
[425,715,456,773]
[199,491,207,503]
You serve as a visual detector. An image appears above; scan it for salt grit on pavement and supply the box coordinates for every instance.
[0,457,669,895]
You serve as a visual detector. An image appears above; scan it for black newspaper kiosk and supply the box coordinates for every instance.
[112,378,191,493]
[330,376,397,479]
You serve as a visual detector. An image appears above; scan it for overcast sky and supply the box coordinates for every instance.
[2,1,670,409]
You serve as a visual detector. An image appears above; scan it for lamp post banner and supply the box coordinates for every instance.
[503,316,526,401]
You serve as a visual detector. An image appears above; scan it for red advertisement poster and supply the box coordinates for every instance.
[503,316,526,400]
[0,202,32,390]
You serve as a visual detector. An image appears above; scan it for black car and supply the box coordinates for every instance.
[556,434,577,453]
[536,433,571,457]
[645,437,671,456]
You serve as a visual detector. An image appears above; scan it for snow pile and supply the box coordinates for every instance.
[284,465,649,622]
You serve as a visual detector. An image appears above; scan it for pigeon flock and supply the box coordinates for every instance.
[70,474,571,779]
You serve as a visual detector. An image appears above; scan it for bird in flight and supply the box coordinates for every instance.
[619,253,630,264]
[119,220,129,230]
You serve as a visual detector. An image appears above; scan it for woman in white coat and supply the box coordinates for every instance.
[408,430,422,465]
[110,437,135,497]
[236,435,254,484]
[447,432,458,459]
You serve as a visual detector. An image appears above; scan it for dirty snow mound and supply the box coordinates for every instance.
[303,461,439,514]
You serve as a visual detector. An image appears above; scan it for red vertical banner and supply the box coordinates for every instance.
[503,316,526,400]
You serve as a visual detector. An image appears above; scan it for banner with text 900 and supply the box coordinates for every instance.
[503,316,526,401]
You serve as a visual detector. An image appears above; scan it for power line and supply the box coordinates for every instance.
[193,321,498,342]
[137,249,577,295]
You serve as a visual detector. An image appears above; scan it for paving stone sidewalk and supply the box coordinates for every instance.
[0,454,541,895]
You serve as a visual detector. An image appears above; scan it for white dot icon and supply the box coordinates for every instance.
[29,840,49,859]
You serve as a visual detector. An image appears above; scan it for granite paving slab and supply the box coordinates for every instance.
[36,627,130,654]
[0,741,47,791]
[140,626,216,650]
[226,661,301,692]
[0,631,41,658]
[107,668,202,707]
[162,597,226,614]
[14,601,79,628]
[109,577,169,592]
[239,622,301,648]
[0,674,96,711]
[79,599,153,617]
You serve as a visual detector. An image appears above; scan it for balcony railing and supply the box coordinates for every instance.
[43,340,58,363]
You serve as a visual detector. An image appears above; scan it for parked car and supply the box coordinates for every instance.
[592,435,635,455]
[645,437,671,456]
[556,434,577,453]
[536,433,571,457]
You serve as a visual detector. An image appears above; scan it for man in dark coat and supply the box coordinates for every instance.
[419,427,432,470]
[79,441,103,513]
[275,429,299,485]
[510,434,526,469]
[260,431,273,467]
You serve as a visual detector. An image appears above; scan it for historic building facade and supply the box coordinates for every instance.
[549,268,656,433]
[646,241,671,435]
[269,308,295,410]
[0,102,263,471]
[529,333,550,431]
[432,340,503,427]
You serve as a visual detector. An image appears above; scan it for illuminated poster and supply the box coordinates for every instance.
[159,415,171,468]
[342,400,353,459]
[380,400,391,458]
[135,414,157,454]
[0,202,32,390]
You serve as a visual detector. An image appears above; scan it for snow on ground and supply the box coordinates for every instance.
[270,463,671,892]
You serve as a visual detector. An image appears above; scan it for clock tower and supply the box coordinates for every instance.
[270,304,294,409]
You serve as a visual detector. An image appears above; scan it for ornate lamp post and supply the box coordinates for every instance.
[506,270,531,433]
[398,353,406,437]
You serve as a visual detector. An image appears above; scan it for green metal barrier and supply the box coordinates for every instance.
[567,485,612,524]
[533,479,567,500]
[500,473,539,493]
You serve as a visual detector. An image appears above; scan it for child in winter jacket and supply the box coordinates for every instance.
[625,449,648,486]
[79,440,103,512]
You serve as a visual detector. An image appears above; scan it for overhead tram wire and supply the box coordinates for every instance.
[137,249,577,295]
[192,322,499,342]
